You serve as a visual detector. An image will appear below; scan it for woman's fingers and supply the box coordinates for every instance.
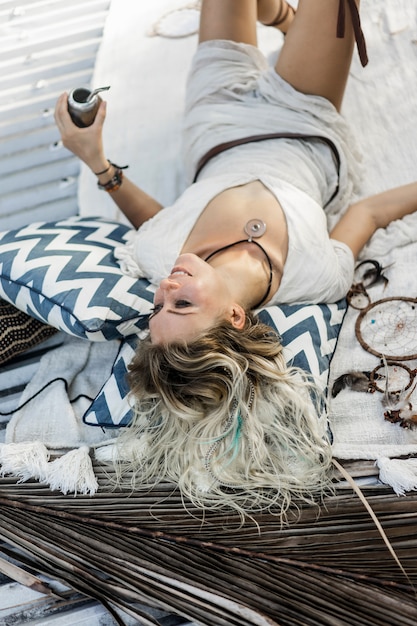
[53,92,106,165]
[53,92,70,129]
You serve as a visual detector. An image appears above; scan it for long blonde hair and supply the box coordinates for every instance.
[118,314,332,521]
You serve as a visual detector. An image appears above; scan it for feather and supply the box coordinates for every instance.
[354,259,391,289]
[331,371,371,397]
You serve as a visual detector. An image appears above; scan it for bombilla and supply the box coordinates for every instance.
[87,85,111,102]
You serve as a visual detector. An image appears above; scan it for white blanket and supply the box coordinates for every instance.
[6,336,119,449]
[329,238,417,459]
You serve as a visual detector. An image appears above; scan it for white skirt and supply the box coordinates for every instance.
[183,40,362,217]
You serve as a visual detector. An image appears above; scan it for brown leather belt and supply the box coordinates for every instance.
[193,132,341,208]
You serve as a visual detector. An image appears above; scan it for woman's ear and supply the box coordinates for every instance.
[229,304,246,330]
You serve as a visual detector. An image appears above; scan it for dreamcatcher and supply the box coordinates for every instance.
[355,296,417,361]
[332,260,417,429]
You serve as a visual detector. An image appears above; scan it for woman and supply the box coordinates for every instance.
[55,0,417,518]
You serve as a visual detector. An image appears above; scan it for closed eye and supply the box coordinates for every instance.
[175,300,192,309]
[149,300,192,319]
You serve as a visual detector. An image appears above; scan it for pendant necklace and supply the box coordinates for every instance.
[204,219,273,309]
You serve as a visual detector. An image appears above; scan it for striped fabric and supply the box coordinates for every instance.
[0,333,65,440]
[0,216,154,340]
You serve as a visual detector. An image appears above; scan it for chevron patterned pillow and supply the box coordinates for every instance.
[257,300,346,385]
[0,217,154,340]
[0,215,346,427]
[84,300,346,428]
[83,336,137,428]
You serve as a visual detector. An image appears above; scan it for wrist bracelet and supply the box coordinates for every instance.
[97,168,124,193]
[94,161,111,176]
[96,161,129,193]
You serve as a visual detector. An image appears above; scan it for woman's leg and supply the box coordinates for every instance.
[257,0,296,34]
[198,0,295,45]
[275,0,360,111]
[198,0,258,46]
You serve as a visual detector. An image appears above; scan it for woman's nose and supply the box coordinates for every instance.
[159,277,180,290]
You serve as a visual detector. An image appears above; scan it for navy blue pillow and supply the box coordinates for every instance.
[258,300,346,380]
[0,216,154,340]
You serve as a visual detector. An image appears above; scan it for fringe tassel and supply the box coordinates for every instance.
[95,435,150,463]
[376,457,417,496]
[45,446,98,496]
[0,441,50,482]
[0,442,99,496]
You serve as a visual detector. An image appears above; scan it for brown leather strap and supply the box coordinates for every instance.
[193,132,341,207]
[337,0,368,67]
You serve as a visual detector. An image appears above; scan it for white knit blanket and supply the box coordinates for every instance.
[329,233,417,460]
[6,336,119,449]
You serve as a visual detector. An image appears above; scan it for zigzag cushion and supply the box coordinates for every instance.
[258,300,346,386]
[0,216,154,340]
[84,300,346,428]
[84,336,137,427]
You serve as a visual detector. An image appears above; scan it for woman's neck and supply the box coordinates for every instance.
[206,244,280,309]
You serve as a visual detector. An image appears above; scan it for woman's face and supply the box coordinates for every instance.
[149,253,242,344]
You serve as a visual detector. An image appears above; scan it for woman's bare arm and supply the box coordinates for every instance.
[54,93,163,229]
[330,182,417,259]
[93,165,163,229]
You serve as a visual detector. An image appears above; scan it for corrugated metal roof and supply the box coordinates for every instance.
[0,2,118,622]
[0,0,111,231]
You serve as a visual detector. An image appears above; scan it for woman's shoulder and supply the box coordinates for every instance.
[261,179,354,304]
[262,176,325,217]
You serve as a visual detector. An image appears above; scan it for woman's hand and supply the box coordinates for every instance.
[54,92,163,227]
[54,92,109,174]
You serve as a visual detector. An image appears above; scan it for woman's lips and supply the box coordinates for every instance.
[170,266,192,276]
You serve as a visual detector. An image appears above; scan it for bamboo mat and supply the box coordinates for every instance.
[1,462,417,626]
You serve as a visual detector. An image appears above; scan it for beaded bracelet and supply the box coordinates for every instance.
[96,161,128,193]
